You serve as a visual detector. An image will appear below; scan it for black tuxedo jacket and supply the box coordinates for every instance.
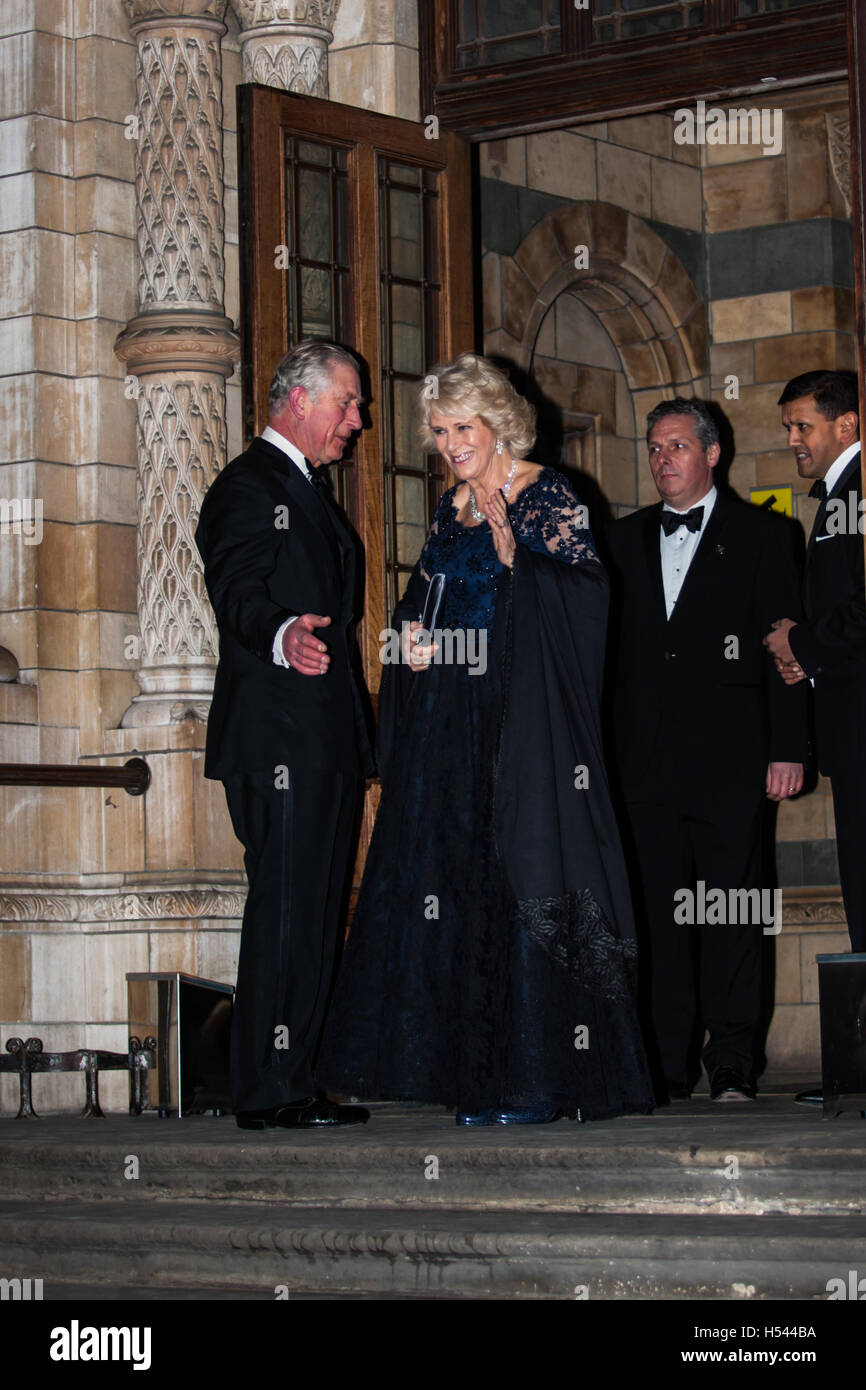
[789,448,866,774]
[195,436,373,780]
[607,491,808,808]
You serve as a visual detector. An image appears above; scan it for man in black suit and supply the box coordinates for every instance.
[765,370,865,955]
[607,398,808,1104]
[195,340,373,1130]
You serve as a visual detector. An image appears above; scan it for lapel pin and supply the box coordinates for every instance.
[715,544,725,555]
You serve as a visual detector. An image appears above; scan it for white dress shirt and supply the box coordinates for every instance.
[659,485,717,620]
[260,425,312,667]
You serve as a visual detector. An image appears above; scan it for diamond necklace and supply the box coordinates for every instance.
[469,455,517,522]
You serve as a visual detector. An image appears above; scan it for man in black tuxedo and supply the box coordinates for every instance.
[765,371,865,1067]
[195,340,373,1130]
[607,398,808,1104]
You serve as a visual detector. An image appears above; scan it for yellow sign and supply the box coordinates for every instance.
[750,486,792,517]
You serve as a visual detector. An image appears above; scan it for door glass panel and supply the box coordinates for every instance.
[592,0,704,42]
[379,158,443,614]
[394,474,428,565]
[283,137,349,345]
[456,0,561,68]
[282,136,351,504]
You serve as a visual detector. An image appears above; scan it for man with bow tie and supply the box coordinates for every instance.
[764,371,865,1104]
[607,398,808,1106]
[196,340,373,1130]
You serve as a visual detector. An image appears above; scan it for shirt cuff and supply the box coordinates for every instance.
[273,616,297,668]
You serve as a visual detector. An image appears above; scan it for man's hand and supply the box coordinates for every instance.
[763,617,796,664]
[775,657,807,685]
[282,613,331,675]
[766,760,804,801]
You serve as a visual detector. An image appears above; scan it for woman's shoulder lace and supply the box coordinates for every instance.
[512,468,599,565]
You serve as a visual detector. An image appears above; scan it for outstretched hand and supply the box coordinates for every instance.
[282,613,332,675]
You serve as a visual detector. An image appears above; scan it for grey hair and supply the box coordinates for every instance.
[645,397,720,451]
[268,339,359,415]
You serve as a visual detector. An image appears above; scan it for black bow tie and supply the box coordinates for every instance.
[661,506,703,536]
[309,465,332,495]
[809,479,827,501]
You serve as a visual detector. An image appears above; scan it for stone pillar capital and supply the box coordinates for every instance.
[231,1,339,33]
[230,0,339,93]
[123,0,230,31]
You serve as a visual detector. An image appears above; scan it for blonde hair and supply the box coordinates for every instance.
[417,353,536,459]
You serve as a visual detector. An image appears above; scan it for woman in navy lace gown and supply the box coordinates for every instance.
[318,354,653,1123]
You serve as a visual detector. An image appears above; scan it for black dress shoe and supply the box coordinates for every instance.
[794,1086,823,1106]
[709,1067,756,1102]
[664,1078,692,1102]
[236,1097,369,1130]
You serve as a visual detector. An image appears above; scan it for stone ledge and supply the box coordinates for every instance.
[781,885,847,927]
[0,880,246,924]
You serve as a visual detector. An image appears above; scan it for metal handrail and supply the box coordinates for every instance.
[0,757,150,796]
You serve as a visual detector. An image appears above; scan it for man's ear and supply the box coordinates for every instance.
[838,410,859,445]
[287,385,308,420]
[707,441,721,469]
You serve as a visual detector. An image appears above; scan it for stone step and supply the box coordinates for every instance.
[1,1106,863,1216]
[0,1199,862,1300]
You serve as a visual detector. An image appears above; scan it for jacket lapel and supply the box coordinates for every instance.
[806,447,861,559]
[642,504,668,624]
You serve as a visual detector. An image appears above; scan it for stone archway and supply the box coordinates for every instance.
[484,201,709,510]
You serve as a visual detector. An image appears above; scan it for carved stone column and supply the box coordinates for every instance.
[231,1,339,96]
[115,0,239,727]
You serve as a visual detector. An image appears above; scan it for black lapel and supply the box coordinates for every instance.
[252,438,343,562]
[642,504,667,623]
[806,447,862,558]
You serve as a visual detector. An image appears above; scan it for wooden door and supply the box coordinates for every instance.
[237,85,475,881]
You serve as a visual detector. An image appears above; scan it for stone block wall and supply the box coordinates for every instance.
[0,1,139,790]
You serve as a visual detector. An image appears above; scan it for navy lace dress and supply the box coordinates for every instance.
[318,468,653,1119]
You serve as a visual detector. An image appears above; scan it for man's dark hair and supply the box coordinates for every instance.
[645,397,719,451]
[777,370,859,423]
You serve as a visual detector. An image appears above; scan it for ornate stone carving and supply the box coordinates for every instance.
[0,886,246,922]
[134,376,223,677]
[246,36,327,93]
[826,112,852,218]
[134,26,226,308]
[231,1,339,29]
[231,0,338,94]
[117,0,240,727]
[115,312,240,376]
[124,1,230,23]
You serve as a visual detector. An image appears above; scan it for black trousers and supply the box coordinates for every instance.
[827,749,866,954]
[625,795,765,1087]
[223,768,359,1113]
